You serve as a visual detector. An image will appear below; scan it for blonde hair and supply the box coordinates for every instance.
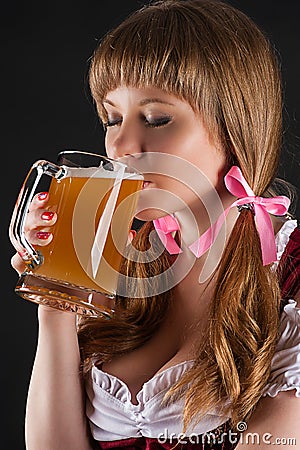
[79,0,284,431]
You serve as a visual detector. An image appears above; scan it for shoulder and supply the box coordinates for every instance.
[237,391,300,449]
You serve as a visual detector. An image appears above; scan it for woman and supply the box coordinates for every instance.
[11,1,300,448]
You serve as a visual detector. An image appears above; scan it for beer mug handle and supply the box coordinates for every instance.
[9,160,66,270]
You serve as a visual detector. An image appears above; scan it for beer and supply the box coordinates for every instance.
[11,151,143,317]
[34,167,143,296]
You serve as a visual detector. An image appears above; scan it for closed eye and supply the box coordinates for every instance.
[103,118,122,129]
[103,115,173,129]
[145,115,173,128]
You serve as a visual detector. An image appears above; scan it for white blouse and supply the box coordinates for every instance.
[85,219,300,441]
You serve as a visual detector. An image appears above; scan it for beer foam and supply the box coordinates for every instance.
[62,165,144,180]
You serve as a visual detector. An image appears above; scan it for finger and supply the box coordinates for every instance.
[10,206,56,256]
[28,191,49,212]
[11,252,26,275]
[26,230,54,246]
[24,209,57,232]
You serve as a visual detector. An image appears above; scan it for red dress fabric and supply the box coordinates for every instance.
[97,424,237,449]
[278,223,300,300]
[97,222,300,450]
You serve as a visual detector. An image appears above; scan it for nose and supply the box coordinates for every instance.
[106,119,143,160]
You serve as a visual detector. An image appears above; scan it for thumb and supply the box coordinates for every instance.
[11,252,27,275]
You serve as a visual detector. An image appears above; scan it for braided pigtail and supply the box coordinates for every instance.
[204,210,280,424]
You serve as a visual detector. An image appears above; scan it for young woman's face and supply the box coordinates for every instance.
[102,86,229,221]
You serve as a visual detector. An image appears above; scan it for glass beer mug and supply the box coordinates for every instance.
[9,150,144,318]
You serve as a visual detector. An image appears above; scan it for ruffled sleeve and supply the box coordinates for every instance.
[263,299,300,398]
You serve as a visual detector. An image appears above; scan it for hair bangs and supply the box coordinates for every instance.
[89,4,208,120]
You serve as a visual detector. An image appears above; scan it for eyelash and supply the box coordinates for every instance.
[103,119,121,129]
[103,115,172,129]
[147,116,172,128]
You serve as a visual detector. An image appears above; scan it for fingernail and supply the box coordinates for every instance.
[41,211,54,221]
[18,250,28,258]
[36,231,51,240]
[130,230,137,238]
[37,192,48,201]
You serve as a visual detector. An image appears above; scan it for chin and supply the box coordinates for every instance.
[134,208,171,222]
[135,187,183,222]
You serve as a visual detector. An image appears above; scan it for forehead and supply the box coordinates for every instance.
[103,86,189,108]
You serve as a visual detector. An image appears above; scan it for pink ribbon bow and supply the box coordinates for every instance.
[153,215,182,255]
[153,166,290,266]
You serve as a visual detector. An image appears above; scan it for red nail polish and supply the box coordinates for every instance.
[130,230,137,238]
[37,192,48,201]
[36,231,51,240]
[41,211,54,221]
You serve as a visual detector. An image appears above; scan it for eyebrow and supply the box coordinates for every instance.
[139,98,175,106]
[103,98,175,107]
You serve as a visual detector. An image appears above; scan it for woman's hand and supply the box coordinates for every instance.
[11,191,95,449]
[11,191,57,274]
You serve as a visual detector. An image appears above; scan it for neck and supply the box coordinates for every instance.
[174,190,238,246]
[173,191,238,284]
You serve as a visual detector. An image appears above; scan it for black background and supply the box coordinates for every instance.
[2,1,300,449]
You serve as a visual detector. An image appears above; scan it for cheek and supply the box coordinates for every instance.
[178,134,227,190]
[162,178,210,208]
[146,126,186,151]
[197,153,227,185]
[201,151,228,192]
